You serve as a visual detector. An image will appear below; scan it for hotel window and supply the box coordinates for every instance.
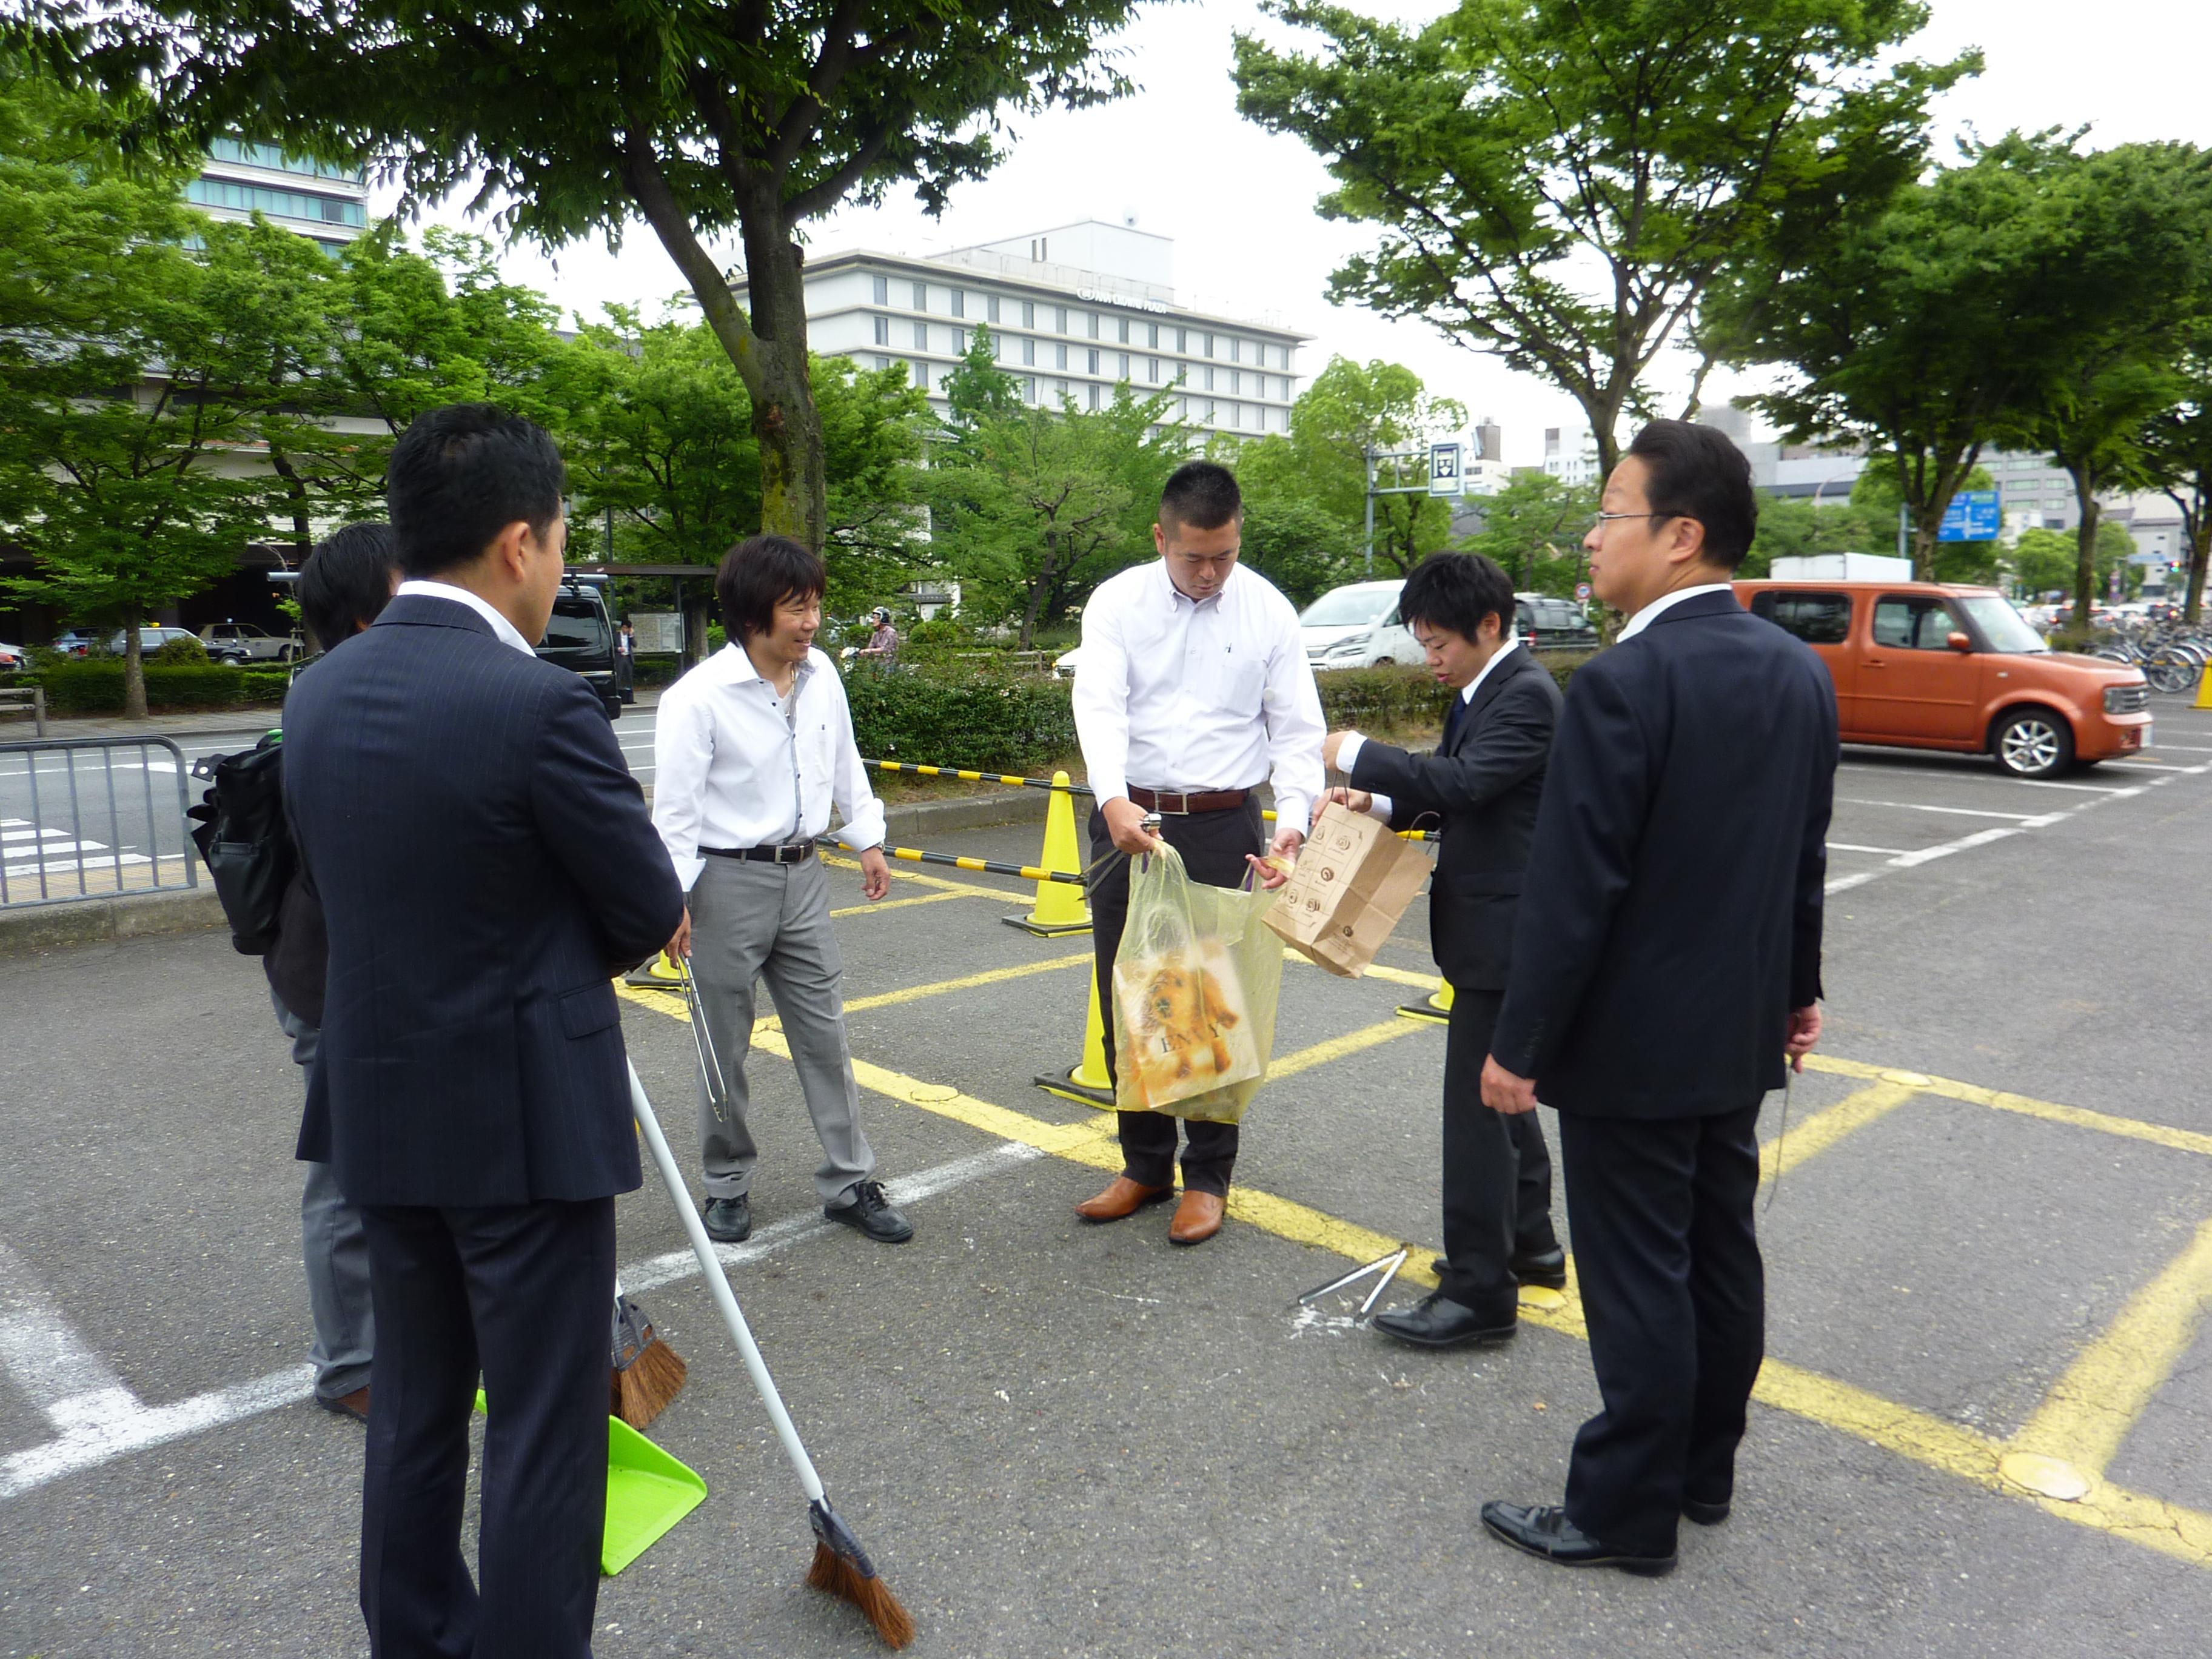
[1118,317,1130,344]
[989,332,1002,361]
[911,360,927,389]
[1022,300,1035,328]
[1087,312,1100,339]
[1024,375,1037,403]
[950,289,965,318]
[987,295,1001,323]
[1146,357,1160,383]
[1202,399,1216,424]
[954,327,968,355]
[1022,337,1036,366]
[871,275,888,305]
[873,315,890,346]
[912,320,928,350]
[1203,366,1215,390]
[1088,383,1101,410]
[1148,322,1161,349]
[1230,369,1241,395]
[911,281,928,310]
[1118,352,1130,380]
[1204,332,1215,358]
[1087,348,1101,375]
[1055,342,1068,370]
[873,355,890,371]
[1054,378,1069,401]
[1175,327,1188,352]
[1230,338,1242,363]
[1054,306,1068,333]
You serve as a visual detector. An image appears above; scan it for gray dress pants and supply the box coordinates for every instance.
[688,853,875,1205]
[272,987,375,1401]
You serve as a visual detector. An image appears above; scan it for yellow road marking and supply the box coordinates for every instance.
[1803,1055,2212,1158]
[820,849,1026,903]
[830,890,973,919]
[620,969,2212,1571]
[1268,1016,1433,1082]
[1279,950,1440,992]
[1761,1081,1919,1183]
[2010,1216,2212,1478]
[845,951,1091,1015]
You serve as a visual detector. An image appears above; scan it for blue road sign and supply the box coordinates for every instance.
[1939,491,2000,542]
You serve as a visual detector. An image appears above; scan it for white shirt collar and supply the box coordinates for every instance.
[1460,634,1521,703]
[1617,582,1735,643]
[394,579,537,657]
[1153,558,1234,610]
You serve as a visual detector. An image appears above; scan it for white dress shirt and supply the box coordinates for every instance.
[394,579,536,657]
[1339,636,1523,823]
[651,644,887,891]
[1073,560,1326,836]
[1616,581,1735,642]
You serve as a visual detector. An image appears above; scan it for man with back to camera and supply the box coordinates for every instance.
[1316,550,1566,1350]
[652,534,913,1248]
[284,403,686,1655]
[1070,460,1326,1247]
[1476,420,1838,1577]
[263,523,403,1428]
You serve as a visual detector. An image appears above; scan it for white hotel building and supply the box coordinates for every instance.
[744,219,1312,436]
[186,138,372,256]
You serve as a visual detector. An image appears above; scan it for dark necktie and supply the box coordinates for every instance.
[1443,691,1469,752]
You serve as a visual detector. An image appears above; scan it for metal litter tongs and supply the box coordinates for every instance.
[1295,1248,1410,1319]
[675,954,733,1124]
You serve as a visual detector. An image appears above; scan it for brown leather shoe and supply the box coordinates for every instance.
[317,1386,370,1425]
[1075,1176,1175,1222]
[1168,1190,1225,1246]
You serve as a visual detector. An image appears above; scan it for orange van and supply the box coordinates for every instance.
[1730,581,2153,779]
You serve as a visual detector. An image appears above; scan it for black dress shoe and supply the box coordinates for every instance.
[1509,1246,1568,1290]
[703,1194,752,1243]
[827,1179,913,1243]
[1480,1501,1676,1577]
[1683,1495,1731,1526]
[1372,1292,1517,1349]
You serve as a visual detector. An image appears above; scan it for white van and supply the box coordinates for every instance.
[1299,580,1424,671]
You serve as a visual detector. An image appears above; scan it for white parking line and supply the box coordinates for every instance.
[1826,843,1913,856]
[1838,798,2068,825]
[1826,825,2021,894]
[2095,761,2208,774]
[0,1141,1036,1503]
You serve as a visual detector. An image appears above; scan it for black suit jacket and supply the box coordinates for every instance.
[1346,645,1561,991]
[283,594,683,1206]
[1490,591,1838,1119]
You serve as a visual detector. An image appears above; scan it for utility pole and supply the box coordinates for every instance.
[1363,446,1376,575]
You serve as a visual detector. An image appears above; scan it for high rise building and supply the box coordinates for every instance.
[186,138,370,256]
[746,218,1311,435]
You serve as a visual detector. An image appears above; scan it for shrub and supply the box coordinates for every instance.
[30,661,248,714]
[152,635,211,665]
[1313,666,1453,734]
[842,660,1076,773]
[238,668,292,703]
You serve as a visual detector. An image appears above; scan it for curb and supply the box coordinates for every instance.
[0,886,228,957]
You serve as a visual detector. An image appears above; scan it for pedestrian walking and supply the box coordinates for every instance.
[1070,460,1324,1246]
[651,535,913,1248]
[284,403,685,1657]
[1477,420,1838,1577]
[1320,550,1565,1349]
[616,617,637,702]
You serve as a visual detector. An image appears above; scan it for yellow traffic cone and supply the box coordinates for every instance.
[1033,959,1117,1108]
[1397,980,1454,1024]
[2195,662,2212,709]
[625,950,685,988]
[1004,771,1092,937]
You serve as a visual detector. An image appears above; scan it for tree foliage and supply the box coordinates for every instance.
[1234,0,1966,475]
[2140,329,2212,622]
[1460,471,1593,595]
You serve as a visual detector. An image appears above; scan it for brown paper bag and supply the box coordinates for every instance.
[1262,800,1433,977]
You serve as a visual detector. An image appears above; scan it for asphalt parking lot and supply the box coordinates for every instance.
[4,699,2212,1657]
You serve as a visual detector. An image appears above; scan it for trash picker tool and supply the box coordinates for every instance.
[675,957,731,1124]
[625,1059,913,1649]
[1296,1248,1409,1318]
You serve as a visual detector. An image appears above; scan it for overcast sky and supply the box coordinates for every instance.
[382,1,2212,470]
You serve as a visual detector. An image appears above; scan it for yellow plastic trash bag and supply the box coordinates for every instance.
[1111,843,1285,1123]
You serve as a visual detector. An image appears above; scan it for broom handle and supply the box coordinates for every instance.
[626,1060,828,1505]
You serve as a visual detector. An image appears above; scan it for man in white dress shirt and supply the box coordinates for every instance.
[652,534,913,1246]
[1070,460,1326,1246]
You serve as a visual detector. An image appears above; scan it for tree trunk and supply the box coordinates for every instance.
[736,224,827,551]
[269,446,314,559]
[121,600,147,721]
[1019,539,1059,651]
[2185,477,2211,624]
[2073,475,2102,625]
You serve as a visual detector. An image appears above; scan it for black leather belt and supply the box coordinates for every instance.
[1127,785,1250,814]
[701,842,815,865]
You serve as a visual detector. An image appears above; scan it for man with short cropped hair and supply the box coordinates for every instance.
[284,403,685,1656]
[652,534,911,1247]
[1070,460,1325,1246]
[1320,550,1564,1349]
[1477,420,1838,1578]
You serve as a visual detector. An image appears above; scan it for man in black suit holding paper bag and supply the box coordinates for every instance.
[1320,551,1565,1349]
[1478,420,1837,1578]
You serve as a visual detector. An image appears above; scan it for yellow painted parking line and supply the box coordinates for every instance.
[1761,1081,1919,1183]
[845,950,1091,1015]
[1268,1016,1435,1082]
[618,976,2212,1570]
[820,849,1027,903]
[830,889,973,919]
[2009,1216,2212,1479]
[1803,1054,2212,1158]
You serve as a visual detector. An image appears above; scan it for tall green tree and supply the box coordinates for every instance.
[1462,471,1594,595]
[48,1,1148,551]
[2010,523,2137,603]
[1269,356,1464,577]
[1233,0,1966,477]
[2142,332,2212,622]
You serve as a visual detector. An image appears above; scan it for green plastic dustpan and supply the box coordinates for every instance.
[474,1389,708,1575]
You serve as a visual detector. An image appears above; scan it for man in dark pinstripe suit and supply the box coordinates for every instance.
[286,404,685,1658]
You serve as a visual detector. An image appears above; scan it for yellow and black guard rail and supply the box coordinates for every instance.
[822,837,1086,885]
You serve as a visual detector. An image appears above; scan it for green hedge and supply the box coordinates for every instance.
[28,662,252,714]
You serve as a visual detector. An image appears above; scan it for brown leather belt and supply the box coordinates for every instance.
[1127,785,1249,815]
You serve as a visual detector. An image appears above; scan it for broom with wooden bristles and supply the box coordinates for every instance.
[611,1281,687,1429]
[626,1056,914,1649]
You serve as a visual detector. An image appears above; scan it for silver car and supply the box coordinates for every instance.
[199,620,300,665]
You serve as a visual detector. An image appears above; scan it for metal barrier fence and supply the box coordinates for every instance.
[0,736,200,907]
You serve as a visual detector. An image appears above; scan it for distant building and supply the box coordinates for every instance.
[187,138,370,256]
[1543,425,1601,488]
[744,218,1311,436]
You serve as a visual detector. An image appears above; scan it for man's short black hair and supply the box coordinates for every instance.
[1397,551,1515,643]
[1624,419,1758,570]
[385,403,566,578]
[717,534,826,643]
[298,522,399,651]
[1159,460,1242,532]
